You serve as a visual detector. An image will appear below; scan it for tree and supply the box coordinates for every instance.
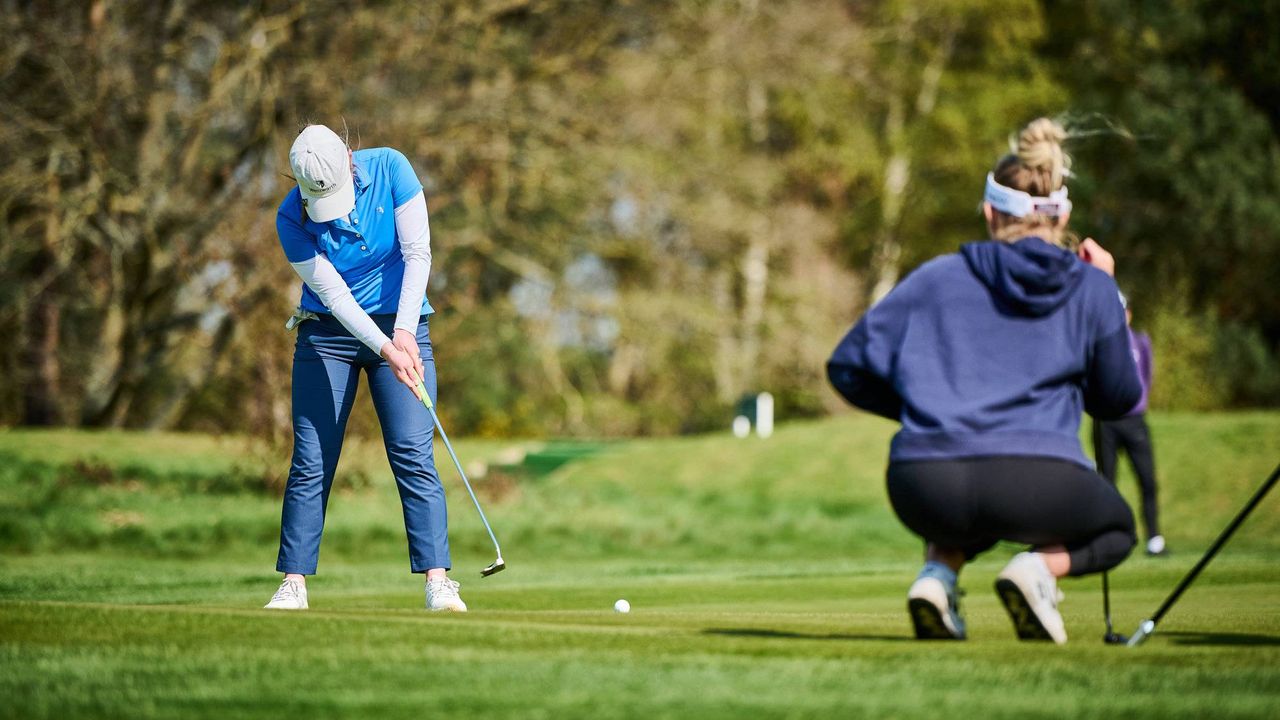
[1040,0,1280,402]
[0,0,302,427]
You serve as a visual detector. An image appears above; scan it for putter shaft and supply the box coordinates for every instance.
[1127,462,1280,646]
[1102,572,1114,635]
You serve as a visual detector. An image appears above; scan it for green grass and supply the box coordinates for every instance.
[1,412,1279,718]
[2,555,1278,719]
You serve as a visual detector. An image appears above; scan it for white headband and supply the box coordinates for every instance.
[984,173,1072,218]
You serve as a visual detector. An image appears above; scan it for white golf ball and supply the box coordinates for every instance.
[613,599,631,613]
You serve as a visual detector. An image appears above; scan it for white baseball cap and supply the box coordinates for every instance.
[289,125,355,223]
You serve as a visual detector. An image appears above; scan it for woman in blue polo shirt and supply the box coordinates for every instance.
[263,124,466,612]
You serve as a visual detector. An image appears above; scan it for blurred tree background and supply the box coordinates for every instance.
[1,0,1276,438]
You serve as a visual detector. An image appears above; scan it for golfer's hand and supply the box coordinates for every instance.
[1077,237,1116,276]
[381,341,424,400]
[392,328,425,386]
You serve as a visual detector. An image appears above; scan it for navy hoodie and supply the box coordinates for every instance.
[827,237,1142,469]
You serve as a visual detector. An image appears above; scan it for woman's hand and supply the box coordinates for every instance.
[392,328,425,386]
[381,340,424,400]
[1077,237,1116,277]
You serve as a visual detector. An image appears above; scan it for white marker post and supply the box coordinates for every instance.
[755,392,774,439]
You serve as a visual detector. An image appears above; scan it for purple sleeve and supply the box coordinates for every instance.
[1136,331,1154,391]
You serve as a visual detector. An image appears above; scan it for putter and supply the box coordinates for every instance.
[1127,462,1280,647]
[415,377,506,578]
[1101,572,1127,644]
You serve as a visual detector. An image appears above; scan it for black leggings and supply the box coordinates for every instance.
[1093,415,1161,539]
[887,457,1137,576]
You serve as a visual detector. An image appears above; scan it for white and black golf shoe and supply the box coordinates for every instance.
[907,575,966,640]
[995,552,1067,644]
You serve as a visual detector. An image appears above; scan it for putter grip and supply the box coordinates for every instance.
[416,380,434,409]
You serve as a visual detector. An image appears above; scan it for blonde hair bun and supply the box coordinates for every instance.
[1015,118,1070,191]
[988,117,1074,246]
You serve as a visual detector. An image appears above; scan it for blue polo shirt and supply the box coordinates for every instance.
[276,147,433,317]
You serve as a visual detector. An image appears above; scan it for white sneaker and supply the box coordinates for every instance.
[264,578,308,610]
[1147,535,1167,556]
[995,552,1067,644]
[426,578,468,612]
[907,576,966,640]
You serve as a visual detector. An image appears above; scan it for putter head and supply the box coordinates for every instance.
[480,558,506,578]
[1126,619,1155,648]
[1103,632,1129,645]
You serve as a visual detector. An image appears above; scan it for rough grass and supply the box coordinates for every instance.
[1,412,1278,718]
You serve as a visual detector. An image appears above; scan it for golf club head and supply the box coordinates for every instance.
[1103,632,1129,645]
[480,558,506,577]
[1126,619,1155,647]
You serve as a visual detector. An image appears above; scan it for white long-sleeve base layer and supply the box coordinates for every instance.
[287,191,432,354]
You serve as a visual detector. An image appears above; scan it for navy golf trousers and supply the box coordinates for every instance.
[276,313,450,575]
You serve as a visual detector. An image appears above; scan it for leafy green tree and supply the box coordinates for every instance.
[4,0,1274,435]
[1041,0,1280,406]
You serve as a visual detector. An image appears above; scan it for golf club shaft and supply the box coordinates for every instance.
[1148,462,1280,626]
[415,380,503,558]
[428,405,503,557]
[1102,572,1113,633]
